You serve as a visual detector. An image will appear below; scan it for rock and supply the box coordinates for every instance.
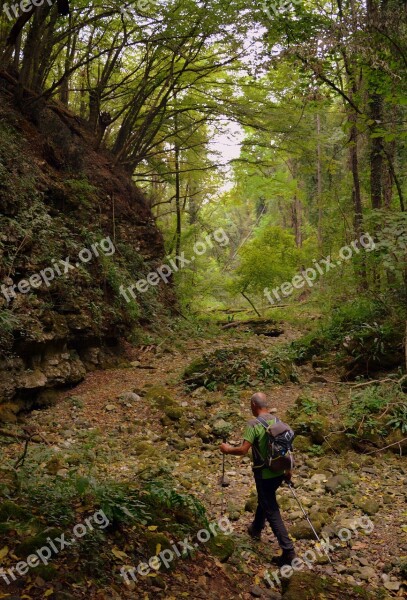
[119,392,141,403]
[335,564,347,574]
[105,404,116,411]
[191,386,206,397]
[245,493,258,513]
[309,473,328,484]
[207,533,235,562]
[361,467,377,475]
[212,419,233,437]
[325,475,351,493]
[282,571,379,599]
[250,585,263,597]
[384,581,401,591]
[357,566,376,580]
[130,360,141,367]
[164,406,183,420]
[290,519,322,540]
[353,496,380,515]
[293,435,313,452]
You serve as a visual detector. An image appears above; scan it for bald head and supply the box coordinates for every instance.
[250,392,268,415]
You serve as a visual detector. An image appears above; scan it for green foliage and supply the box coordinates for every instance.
[231,223,305,297]
[143,478,207,528]
[387,404,407,434]
[345,383,406,437]
[184,346,296,390]
[65,179,97,208]
[289,297,403,370]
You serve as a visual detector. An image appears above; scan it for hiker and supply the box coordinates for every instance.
[219,392,296,566]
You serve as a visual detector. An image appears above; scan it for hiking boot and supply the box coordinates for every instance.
[247,524,262,541]
[272,550,296,567]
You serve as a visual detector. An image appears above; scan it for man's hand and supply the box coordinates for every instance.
[284,471,293,485]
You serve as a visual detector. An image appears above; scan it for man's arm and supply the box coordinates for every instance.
[220,440,252,456]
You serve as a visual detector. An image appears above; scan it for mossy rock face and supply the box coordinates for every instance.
[386,429,407,453]
[145,386,175,409]
[164,406,183,420]
[293,435,313,452]
[207,533,235,562]
[16,528,63,558]
[322,432,352,453]
[282,571,382,599]
[291,414,330,445]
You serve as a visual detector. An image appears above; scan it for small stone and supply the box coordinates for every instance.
[250,585,263,597]
[384,581,401,591]
[119,392,141,403]
[358,566,376,580]
[105,404,116,411]
[335,564,347,574]
[325,475,350,493]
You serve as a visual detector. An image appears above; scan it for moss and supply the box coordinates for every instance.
[290,519,322,540]
[164,406,183,420]
[145,386,175,409]
[0,501,32,522]
[16,528,63,557]
[207,533,235,562]
[282,571,383,600]
[35,564,58,581]
[322,432,352,453]
[293,435,313,452]
[143,531,173,567]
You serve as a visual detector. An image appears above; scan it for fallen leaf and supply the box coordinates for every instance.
[111,547,129,560]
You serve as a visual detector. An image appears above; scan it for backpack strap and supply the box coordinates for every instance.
[256,415,277,431]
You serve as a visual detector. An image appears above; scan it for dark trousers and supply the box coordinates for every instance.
[251,473,294,551]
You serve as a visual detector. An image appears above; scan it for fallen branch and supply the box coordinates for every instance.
[0,428,49,444]
[364,438,407,456]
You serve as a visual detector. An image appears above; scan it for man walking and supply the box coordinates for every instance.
[220,392,296,566]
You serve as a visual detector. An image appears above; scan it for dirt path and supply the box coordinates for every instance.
[4,324,407,599]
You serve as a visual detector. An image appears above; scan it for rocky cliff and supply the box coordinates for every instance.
[0,79,172,421]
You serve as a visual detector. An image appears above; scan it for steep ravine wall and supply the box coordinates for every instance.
[0,83,173,421]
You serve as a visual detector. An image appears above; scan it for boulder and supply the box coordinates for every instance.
[325,475,351,494]
[290,519,322,540]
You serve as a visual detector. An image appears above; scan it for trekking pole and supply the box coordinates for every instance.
[220,437,229,516]
[287,482,333,565]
